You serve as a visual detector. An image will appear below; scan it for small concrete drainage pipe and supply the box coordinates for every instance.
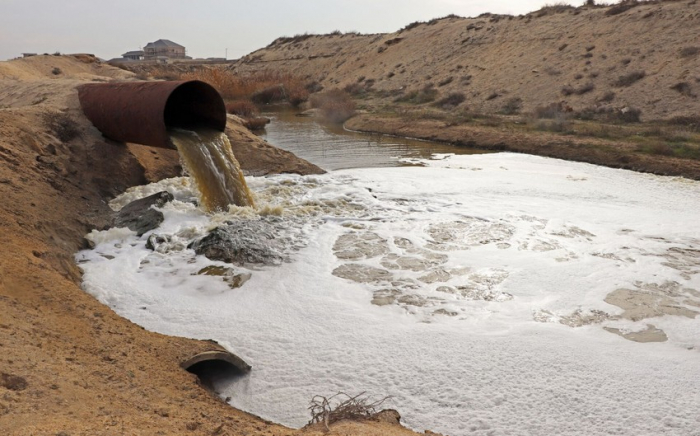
[182,350,251,390]
[77,80,226,149]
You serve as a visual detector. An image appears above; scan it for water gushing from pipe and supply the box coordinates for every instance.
[170,128,255,211]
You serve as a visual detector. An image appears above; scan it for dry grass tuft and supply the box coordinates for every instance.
[562,82,595,96]
[605,0,639,16]
[394,84,438,104]
[43,111,80,142]
[242,117,270,131]
[433,92,466,109]
[680,46,700,58]
[225,100,258,118]
[308,392,390,429]
[670,82,696,98]
[500,97,523,115]
[612,71,645,87]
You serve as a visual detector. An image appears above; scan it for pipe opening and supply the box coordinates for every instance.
[78,80,226,149]
[182,351,251,391]
[164,81,226,132]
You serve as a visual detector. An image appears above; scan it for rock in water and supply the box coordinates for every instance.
[113,191,174,236]
[189,222,286,266]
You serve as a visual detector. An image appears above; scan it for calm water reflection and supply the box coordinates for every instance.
[259,109,487,171]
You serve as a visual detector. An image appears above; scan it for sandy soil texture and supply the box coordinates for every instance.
[234,1,700,121]
[0,55,420,436]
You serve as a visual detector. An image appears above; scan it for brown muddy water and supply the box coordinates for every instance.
[170,128,255,211]
[259,108,487,171]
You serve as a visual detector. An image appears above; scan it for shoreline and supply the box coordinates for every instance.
[345,113,700,181]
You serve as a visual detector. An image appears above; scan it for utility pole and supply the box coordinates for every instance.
[225,48,228,60]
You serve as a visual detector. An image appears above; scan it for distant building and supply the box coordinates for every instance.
[143,39,186,60]
[121,50,144,61]
[22,53,37,58]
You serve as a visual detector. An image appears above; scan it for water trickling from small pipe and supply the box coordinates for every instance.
[169,128,255,211]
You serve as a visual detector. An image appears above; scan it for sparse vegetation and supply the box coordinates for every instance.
[242,117,270,131]
[636,142,700,160]
[533,102,570,119]
[394,84,438,104]
[613,71,645,87]
[562,82,595,96]
[668,115,700,131]
[535,2,575,17]
[438,77,454,87]
[43,111,80,142]
[309,90,356,123]
[597,91,616,103]
[225,100,258,118]
[605,0,639,16]
[308,392,390,429]
[180,69,308,106]
[433,92,466,109]
[680,47,700,58]
[500,97,523,115]
[671,82,695,97]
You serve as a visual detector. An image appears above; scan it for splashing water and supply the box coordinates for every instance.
[170,128,255,211]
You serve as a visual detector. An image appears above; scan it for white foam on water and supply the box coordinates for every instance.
[77,153,700,436]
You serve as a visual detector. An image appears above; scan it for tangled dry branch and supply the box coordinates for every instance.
[308,392,391,429]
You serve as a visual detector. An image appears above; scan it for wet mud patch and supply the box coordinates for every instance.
[604,281,699,322]
[535,281,700,343]
[604,325,668,343]
[333,232,389,260]
[332,264,392,283]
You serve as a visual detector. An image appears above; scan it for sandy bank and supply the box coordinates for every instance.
[0,55,421,436]
[346,114,700,180]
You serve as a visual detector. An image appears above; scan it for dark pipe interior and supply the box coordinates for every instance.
[164,81,227,132]
[186,359,246,391]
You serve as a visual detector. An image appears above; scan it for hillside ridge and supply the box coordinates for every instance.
[233,1,700,121]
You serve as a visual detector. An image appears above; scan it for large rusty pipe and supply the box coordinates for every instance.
[78,80,226,149]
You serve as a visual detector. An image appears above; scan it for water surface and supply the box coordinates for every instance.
[260,108,486,170]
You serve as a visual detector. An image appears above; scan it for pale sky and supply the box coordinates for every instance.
[1,0,595,61]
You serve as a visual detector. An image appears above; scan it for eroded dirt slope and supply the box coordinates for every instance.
[0,55,418,436]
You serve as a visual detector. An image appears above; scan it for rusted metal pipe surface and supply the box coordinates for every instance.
[78,80,226,149]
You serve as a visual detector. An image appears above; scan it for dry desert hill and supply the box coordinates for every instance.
[225,0,700,178]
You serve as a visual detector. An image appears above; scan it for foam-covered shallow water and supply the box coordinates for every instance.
[77,153,700,436]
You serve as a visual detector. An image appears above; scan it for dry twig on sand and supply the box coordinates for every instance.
[308,392,391,430]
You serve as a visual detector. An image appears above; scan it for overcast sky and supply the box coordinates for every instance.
[1,0,596,61]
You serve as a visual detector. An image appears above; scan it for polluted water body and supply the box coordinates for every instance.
[259,108,487,170]
[77,150,700,435]
[169,128,254,210]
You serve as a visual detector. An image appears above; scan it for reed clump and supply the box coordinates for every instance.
[180,68,309,106]
[310,90,356,123]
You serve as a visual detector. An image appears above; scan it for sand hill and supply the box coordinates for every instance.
[234,1,699,121]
